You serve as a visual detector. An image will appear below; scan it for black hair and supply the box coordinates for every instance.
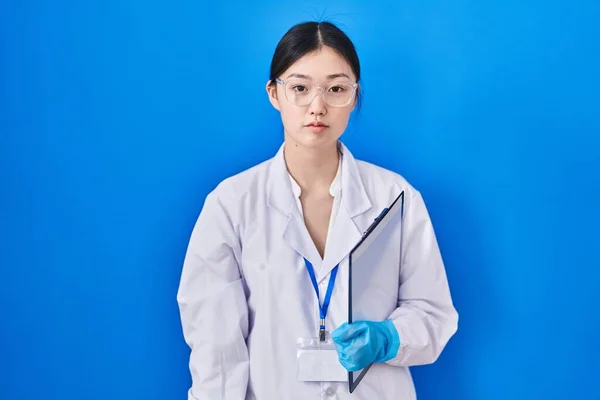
[268,21,361,108]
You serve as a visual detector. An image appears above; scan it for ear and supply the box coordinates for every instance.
[266,80,281,111]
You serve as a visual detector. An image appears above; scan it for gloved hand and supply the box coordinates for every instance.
[331,319,400,372]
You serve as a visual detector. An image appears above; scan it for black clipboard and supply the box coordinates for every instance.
[347,191,405,393]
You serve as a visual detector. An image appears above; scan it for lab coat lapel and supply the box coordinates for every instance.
[266,144,322,268]
[319,204,361,281]
[283,209,322,268]
[318,143,372,282]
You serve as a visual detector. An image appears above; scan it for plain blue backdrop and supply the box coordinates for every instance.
[1,1,599,399]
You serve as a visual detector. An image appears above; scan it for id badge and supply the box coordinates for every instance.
[296,337,347,382]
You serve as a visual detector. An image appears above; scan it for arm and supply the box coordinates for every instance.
[385,188,458,367]
[176,189,249,399]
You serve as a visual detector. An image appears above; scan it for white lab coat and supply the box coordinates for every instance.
[177,141,458,400]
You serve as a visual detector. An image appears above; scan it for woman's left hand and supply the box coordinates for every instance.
[331,319,400,372]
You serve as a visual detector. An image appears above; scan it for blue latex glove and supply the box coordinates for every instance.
[331,319,400,372]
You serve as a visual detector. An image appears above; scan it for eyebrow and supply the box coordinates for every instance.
[286,73,352,80]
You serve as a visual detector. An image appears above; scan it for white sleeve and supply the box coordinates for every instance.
[386,189,459,367]
[176,189,249,399]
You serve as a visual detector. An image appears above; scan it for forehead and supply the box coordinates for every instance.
[283,46,355,81]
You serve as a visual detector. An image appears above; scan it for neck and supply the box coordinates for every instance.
[284,141,340,195]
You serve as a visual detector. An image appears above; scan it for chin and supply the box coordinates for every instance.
[289,130,340,149]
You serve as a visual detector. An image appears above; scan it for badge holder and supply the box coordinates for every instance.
[297,336,347,382]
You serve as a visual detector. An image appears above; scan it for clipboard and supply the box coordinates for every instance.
[347,190,405,393]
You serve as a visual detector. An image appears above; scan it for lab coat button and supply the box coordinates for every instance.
[258,264,265,271]
[325,387,335,396]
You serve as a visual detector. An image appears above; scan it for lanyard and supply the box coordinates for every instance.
[303,258,339,341]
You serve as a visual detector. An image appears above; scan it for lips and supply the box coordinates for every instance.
[305,122,328,133]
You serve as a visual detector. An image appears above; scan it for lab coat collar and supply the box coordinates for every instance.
[267,141,372,281]
[287,150,342,199]
[267,141,371,218]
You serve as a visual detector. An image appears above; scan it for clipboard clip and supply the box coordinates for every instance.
[362,207,389,236]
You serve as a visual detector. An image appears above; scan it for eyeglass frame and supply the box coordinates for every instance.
[274,78,359,108]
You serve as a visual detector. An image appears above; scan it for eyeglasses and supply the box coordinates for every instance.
[275,78,358,107]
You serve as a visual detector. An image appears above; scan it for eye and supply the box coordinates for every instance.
[292,85,308,93]
[329,85,347,93]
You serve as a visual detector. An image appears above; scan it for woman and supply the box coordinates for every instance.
[177,21,458,400]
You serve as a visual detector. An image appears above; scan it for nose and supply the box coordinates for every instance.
[308,88,327,116]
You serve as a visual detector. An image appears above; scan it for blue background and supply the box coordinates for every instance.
[1,1,599,399]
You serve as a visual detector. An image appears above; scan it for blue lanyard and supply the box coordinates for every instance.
[303,258,339,341]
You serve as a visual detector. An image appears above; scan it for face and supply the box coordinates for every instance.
[266,46,358,151]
